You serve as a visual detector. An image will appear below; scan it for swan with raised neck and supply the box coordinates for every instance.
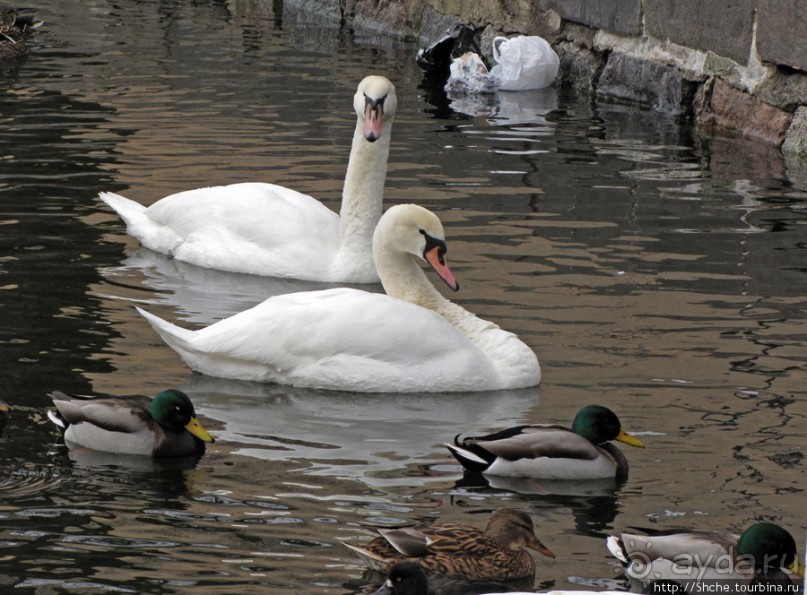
[99,75,397,283]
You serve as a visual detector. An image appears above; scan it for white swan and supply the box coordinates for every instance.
[99,75,396,283]
[137,204,541,393]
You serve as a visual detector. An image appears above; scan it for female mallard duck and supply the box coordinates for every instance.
[371,561,521,594]
[345,508,555,581]
[47,389,214,457]
[446,405,645,480]
[606,523,804,584]
[0,7,43,59]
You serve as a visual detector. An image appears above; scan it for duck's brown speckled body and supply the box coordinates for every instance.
[0,7,42,60]
[345,508,555,581]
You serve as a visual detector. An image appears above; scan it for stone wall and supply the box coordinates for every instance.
[312,0,806,156]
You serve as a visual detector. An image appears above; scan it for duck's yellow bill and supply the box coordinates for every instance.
[185,417,214,443]
[616,428,645,448]
[789,557,805,577]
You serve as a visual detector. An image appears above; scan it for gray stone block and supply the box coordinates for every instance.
[597,52,696,116]
[644,0,754,65]
[545,0,641,36]
[783,106,807,157]
[754,69,807,113]
[555,41,604,94]
[757,0,807,72]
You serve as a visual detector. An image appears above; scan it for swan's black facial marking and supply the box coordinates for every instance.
[419,229,447,264]
[364,92,387,113]
[363,93,388,143]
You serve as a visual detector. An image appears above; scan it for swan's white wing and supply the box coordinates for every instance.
[139,288,499,392]
[103,183,350,280]
[145,182,341,279]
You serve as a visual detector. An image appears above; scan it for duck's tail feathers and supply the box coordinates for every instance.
[47,410,68,433]
[342,542,387,570]
[606,534,629,564]
[444,442,492,473]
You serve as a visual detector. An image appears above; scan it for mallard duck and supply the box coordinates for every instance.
[370,561,520,594]
[446,405,645,479]
[345,508,555,581]
[100,75,396,284]
[0,7,43,60]
[606,523,804,584]
[137,204,541,392]
[47,389,214,457]
[371,561,649,595]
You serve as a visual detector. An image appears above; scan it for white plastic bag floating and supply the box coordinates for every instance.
[444,51,499,95]
[490,35,559,91]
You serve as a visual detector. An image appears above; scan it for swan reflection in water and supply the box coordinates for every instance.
[102,247,368,325]
[180,374,540,489]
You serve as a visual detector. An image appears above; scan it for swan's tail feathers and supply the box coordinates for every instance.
[99,191,147,222]
[136,307,197,355]
[342,542,387,570]
[606,534,629,564]
[444,442,493,473]
[99,192,184,254]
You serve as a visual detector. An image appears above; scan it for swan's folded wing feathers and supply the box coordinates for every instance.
[144,183,340,278]
[186,289,494,376]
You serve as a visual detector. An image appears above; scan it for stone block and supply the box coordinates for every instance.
[701,79,793,145]
[418,5,464,46]
[783,106,807,156]
[644,0,754,65]
[757,0,807,72]
[754,69,807,113]
[597,52,697,117]
[555,41,604,95]
[545,0,641,37]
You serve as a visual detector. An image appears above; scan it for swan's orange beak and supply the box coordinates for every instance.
[364,101,383,142]
[425,246,459,291]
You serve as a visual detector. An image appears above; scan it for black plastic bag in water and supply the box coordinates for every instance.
[416,23,482,77]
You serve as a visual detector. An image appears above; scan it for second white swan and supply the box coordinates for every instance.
[137,204,541,393]
[100,75,397,283]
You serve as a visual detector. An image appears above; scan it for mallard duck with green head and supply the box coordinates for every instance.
[47,389,214,457]
[607,522,804,584]
[446,405,645,480]
[345,508,555,581]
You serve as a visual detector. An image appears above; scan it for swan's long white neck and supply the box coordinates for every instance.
[374,246,482,337]
[334,120,392,269]
[374,220,541,388]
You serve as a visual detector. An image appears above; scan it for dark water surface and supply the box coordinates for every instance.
[0,1,804,593]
